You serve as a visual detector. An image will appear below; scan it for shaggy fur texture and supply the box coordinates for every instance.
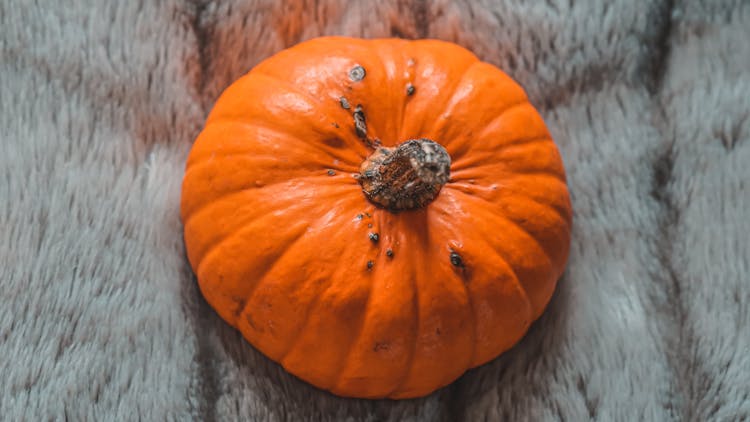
[2,1,749,420]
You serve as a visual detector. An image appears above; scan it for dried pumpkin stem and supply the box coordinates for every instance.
[358,138,450,211]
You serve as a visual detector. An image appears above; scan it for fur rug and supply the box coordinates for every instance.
[2,0,749,420]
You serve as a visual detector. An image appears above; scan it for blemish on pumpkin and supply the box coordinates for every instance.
[366,260,374,270]
[386,248,394,258]
[450,251,464,268]
[339,97,350,110]
[332,122,339,128]
[365,212,371,218]
[354,105,367,140]
[323,138,344,148]
[327,169,336,176]
[246,314,262,333]
[369,233,379,243]
[367,223,373,228]
[356,214,364,220]
[349,65,366,82]
[373,342,390,352]
[406,83,415,96]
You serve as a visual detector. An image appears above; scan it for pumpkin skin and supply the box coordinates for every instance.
[180,37,572,399]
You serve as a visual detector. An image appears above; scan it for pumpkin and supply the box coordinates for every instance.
[180,36,572,399]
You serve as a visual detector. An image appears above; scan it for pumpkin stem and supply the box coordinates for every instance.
[357,138,450,211]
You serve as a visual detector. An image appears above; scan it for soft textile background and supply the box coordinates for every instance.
[2,0,749,420]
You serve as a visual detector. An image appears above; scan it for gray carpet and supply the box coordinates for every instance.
[2,0,749,420]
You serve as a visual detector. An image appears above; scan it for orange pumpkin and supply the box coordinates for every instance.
[181,37,571,399]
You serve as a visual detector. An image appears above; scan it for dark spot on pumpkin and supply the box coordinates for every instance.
[369,233,379,243]
[435,328,441,335]
[450,251,464,267]
[373,342,390,352]
[246,314,262,332]
[406,83,415,96]
[339,97,350,109]
[323,137,344,148]
[356,214,364,220]
[327,169,336,176]
[354,105,367,140]
[365,212,371,218]
[332,122,339,128]
[366,260,374,270]
[386,248,394,258]
[349,65,366,82]
[367,223,373,228]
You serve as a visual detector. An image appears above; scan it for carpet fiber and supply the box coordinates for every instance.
[2,1,749,420]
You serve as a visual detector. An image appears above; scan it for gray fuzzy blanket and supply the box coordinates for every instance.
[2,1,749,420]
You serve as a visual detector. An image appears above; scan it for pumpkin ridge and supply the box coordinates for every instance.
[231,195,368,362]
[441,98,531,159]
[434,218,479,375]
[475,99,531,135]
[396,43,414,146]
[227,229,312,332]
[365,41,399,144]
[473,249,533,367]
[491,143,568,182]
[208,118,366,165]
[182,178,355,229]
[447,173,570,219]
[494,167,568,183]
[397,57,480,143]
[449,136,553,173]
[185,120,363,173]
[472,103,551,148]
[384,232,421,398]
[421,60,482,140]
[438,194,536,346]
[445,181,570,225]
[195,217,309,294]
[449,190,553,317]
[329,264,378,394]
[213,72,371,158]
[446,185,571,268]
[261,202,372,367]
[186,152,355,174]
[277,249,367,387]
[505,176,572,222]
[249,70,329,108]
[447,189,556,272]
[186,185,354,279]
[460,276,478,373]
[449,217,535,350]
